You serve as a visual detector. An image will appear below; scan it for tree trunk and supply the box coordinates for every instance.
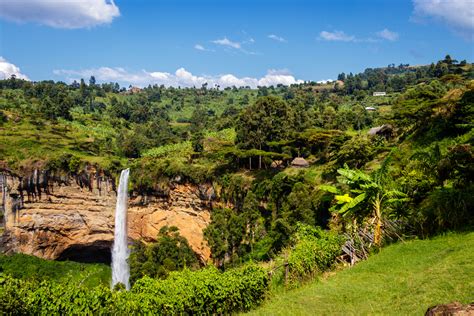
[373,194,383,246]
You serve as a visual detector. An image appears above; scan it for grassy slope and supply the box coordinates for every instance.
[249,232,474,315]
[0,112,122,169]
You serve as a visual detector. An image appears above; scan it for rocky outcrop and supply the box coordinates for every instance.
[128,184,212,262]
[425,302,474,316]
[1,169,212,263]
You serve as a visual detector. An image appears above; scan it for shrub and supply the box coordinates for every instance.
[0,264,268,315]
[287,224,344,283]
[416,184,474,236]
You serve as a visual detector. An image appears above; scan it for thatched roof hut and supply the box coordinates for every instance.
[291,157,309,168]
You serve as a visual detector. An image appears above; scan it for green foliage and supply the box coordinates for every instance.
[129,226,200,284]
[0,254,111,288]
[416,185,474,236]
[287,224,343,283]
[0,264,268,315]
[336,135,375,169]
[236,96,294,153]
[142,141,193,159]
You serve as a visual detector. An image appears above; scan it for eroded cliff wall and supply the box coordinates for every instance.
[0,169,212,263]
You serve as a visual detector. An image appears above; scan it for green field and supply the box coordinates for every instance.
[249,232,474,315]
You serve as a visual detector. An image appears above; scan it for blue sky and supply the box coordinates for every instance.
[0,0,473,87]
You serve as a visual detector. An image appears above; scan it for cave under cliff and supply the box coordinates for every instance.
[57,240,113,264]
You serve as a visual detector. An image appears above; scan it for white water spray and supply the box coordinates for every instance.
[111,169,130,290]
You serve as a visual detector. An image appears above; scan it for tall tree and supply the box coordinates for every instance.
[236,96,294,168]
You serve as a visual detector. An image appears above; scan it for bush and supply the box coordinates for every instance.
[416,184,474,236]
[287,224,344,283]
[0,264,268,315]
[129,226,200,284]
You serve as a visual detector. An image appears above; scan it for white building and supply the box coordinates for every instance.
[373,92,386,96]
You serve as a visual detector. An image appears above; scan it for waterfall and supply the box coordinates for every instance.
[111,168,130,290]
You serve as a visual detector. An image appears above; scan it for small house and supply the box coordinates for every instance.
[373,92,386,97]
[128,86,142,94]
[291,157,309,168]
[365,106,376,111]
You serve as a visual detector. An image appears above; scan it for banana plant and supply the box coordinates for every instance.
[320,160,408,246]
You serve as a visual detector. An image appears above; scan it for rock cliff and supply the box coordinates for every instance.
[0,168,212,263]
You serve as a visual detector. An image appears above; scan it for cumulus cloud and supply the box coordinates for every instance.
[376,28,399,41]
[54,67,304,88]
[212,37,241,49]
[268,34,287,43]
[413,0,474,39]
[0,0,120,29]
[319,30,356,42]
[0,57,29,80]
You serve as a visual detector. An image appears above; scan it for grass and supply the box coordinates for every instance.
[0,112,122,169]
[0,253,111,288]
[248,232,474,315]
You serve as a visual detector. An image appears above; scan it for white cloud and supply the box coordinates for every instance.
[376,28,399,41]
[0,57,29,80]
[194,44,206,51]
[194,44,214,52]
[268,34,287,43]
[319,30,399,43]
[211,36,259,55]
[257,73,303,86]
[0,0,120,29]
[212,37,241,49]
[319,30,355,42]
[54,67,305,88]
[413,0,474,39]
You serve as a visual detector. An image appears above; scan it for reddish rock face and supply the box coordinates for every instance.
[1,171,212,263]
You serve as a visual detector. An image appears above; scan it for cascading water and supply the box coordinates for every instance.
[111,168,130,290]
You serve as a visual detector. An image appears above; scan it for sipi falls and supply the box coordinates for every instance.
[111,168,130,290]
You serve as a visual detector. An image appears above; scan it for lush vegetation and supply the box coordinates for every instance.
[0,55,473,313]
[0,253,110,288]
[249,231,474,315]
[0,264,267,315]
[129,226,200,285]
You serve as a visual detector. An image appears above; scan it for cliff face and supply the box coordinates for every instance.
[0,169,212,263]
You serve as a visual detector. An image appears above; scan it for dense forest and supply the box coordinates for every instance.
[0,55,473,313]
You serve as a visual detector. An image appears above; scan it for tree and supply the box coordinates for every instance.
[321,158,408,246]
[191,130,204,153]
[89,75,96,87]
[236,96,294,169]
[129,226,199,284]
[204,208,246,266]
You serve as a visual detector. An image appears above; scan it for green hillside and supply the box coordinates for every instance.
[249,232,474,315]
